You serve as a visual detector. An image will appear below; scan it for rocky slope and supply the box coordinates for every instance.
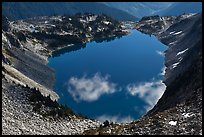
[135,13,202,86]
[83,13,202,135]
[2,14,128,135]
[2,78,101,135]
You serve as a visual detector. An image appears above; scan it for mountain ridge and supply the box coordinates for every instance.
[158,2,202,16]
[101,2,173,18]
[2,2,139,21]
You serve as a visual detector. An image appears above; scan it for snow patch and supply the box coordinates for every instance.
[172,62,180,69]
[80,19,86,23]
[176,48,188,56]
[171,56,184,69]
[169,31,175,34]
[168,41,176,46]
[178,57,183,62]
[181,13,196,19]
[169,121,177,126]
[88,27,92,31]
[67,44,74,47]
[182,113,195,118]
[87,15,97,22]
[103,21,110,25]
[97,28,102,32]
[173,31,182,35]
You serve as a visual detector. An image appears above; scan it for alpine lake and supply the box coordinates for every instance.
[48,29,167,123]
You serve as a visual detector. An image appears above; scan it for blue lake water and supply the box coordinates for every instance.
[48,30,167,123]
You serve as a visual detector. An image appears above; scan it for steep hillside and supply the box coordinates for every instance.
[136,13,202,86]
[101,2,173,18]
[2,2,138,21]
[135,13,202,115]
[158,2,202,16]
[103,2,202,18]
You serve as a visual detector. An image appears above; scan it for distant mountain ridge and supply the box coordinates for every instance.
[3,2,201,22]
[100,2,202,18]
[158,2,202,16]
[101,2,174,18]
[2,2,139,21]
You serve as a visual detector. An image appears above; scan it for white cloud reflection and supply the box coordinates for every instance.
[160,66,166,76]
[156,50,165,56]
[67,72,118,102]
[126,80,166,112]
[96,114,134,123]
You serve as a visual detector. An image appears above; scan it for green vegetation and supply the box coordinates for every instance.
[14,31,27,42]
[23,85,80,119]
[28,14,126,50]
[30,32,82,50]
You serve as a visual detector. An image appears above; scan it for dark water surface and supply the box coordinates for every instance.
[48,30,167,123]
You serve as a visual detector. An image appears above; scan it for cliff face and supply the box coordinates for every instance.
[136,13,202,86]
[135,13,202,115]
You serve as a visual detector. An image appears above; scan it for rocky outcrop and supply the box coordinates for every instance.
[10,13,128,51]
